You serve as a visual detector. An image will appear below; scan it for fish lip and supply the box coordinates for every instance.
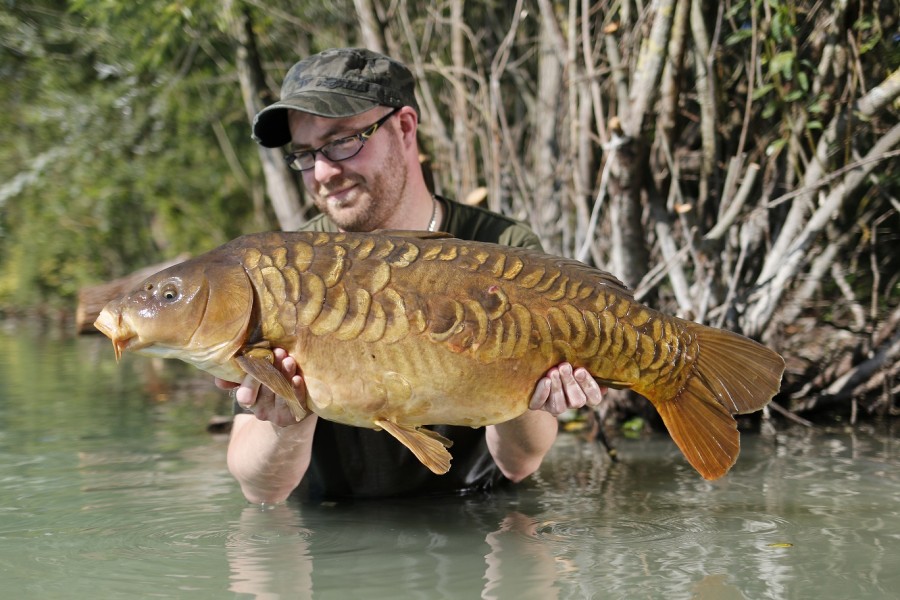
[93,309,141,362]
[110,333,156,362]
[93,310,117,339]
[113,335,144,361]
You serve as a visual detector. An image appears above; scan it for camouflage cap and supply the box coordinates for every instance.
[252,48,420,148]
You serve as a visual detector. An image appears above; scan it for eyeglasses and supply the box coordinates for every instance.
[283,108,400,172]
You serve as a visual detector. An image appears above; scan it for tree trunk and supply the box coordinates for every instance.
[226,0,304,232]
[532,6,565,245]
[353,0,386,53]
[450,0,476,198]
[607,0,677,288]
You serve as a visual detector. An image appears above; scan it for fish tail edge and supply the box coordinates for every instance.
[651,323,785,480]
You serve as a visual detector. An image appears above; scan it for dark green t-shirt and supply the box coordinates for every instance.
[271,197,542,500]
[300,195,542,250]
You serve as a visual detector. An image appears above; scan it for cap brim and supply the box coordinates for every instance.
[251,91,381,148]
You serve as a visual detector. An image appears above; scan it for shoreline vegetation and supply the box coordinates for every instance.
[1,2,896,429]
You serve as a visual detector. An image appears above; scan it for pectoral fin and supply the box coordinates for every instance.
[235,350,307,421]
[375,419,453,475]
[594,378,633,389]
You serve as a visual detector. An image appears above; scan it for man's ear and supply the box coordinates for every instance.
[396,106,419,145]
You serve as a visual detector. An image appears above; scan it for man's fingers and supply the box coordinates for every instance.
[574,368,604,407]
[529,378,550,410]
[235,375,261,410]
[558,363,587,410]
[546,369,568,416]
[281,355,298,378]
[214,377,238,390]
[530,364,606,416]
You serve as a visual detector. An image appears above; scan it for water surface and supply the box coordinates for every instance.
[1,326,897,599]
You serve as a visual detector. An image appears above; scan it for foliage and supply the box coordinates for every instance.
[1,0,897,416]
[0,0,263,310]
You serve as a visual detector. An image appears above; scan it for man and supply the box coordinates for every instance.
[221,48,604,503]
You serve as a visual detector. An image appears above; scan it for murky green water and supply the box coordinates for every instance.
[1,326,897,599]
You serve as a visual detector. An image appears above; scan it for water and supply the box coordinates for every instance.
[0,326,897,599]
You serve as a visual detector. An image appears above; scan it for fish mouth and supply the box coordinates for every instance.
[94,308,139,362]
[111,335,138,361]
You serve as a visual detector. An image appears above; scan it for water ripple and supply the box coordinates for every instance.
[532,510,794,551]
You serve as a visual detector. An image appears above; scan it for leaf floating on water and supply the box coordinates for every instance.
[767,542,794,548]
[621,417,645,439]
[562,420,589,433]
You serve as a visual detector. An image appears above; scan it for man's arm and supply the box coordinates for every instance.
[219,349,314,504]
[486,363,605,481]
[485,411,558,482]
[227,412,316,504]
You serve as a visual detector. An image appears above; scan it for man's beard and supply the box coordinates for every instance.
[313,139,409,232]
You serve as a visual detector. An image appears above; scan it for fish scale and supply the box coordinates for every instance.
[94,230,785,480]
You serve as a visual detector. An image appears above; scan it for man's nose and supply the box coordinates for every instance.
[312,153,343,183]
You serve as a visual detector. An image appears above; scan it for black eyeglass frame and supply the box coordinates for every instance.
[283,108,401,172]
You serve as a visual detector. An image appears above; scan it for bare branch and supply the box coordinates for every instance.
[624,0,677,137]
[757,67,900,286]
[745,121,900,338]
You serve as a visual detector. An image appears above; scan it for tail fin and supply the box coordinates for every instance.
[652,323,785,480]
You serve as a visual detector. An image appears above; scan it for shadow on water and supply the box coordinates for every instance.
[0,325,898,599]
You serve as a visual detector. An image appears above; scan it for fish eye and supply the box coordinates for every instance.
[160,282,181,302]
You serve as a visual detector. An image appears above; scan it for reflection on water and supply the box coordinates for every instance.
[226,497,565,599]
[0,327,898,599]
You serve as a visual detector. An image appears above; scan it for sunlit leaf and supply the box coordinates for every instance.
[766,138,787,157]
[753,83,775,101]
[769,51,795,77]
[621,417,645,439]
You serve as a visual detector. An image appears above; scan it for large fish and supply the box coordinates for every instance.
[94,230,784,479]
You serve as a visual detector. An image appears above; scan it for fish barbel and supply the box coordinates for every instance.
[94,230,784,479]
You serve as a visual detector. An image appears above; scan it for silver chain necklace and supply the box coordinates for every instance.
[427,196,439,232]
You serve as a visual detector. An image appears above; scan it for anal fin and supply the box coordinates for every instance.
[235,351,308,421]
[375,420,453,475]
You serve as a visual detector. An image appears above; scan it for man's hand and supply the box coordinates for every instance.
[529,362,606,416]
[215,348,307,428]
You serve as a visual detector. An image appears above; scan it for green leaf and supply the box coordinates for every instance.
[621,417,645,439]
[726,28,755,46]
[766,138,787,157]
[753,83,775,101]
[770,51,795,78]
[809,93,830,114]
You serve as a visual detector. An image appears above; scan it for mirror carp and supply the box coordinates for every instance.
[94,230,785,480]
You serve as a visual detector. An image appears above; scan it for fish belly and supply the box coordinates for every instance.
[293,333,541,429]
